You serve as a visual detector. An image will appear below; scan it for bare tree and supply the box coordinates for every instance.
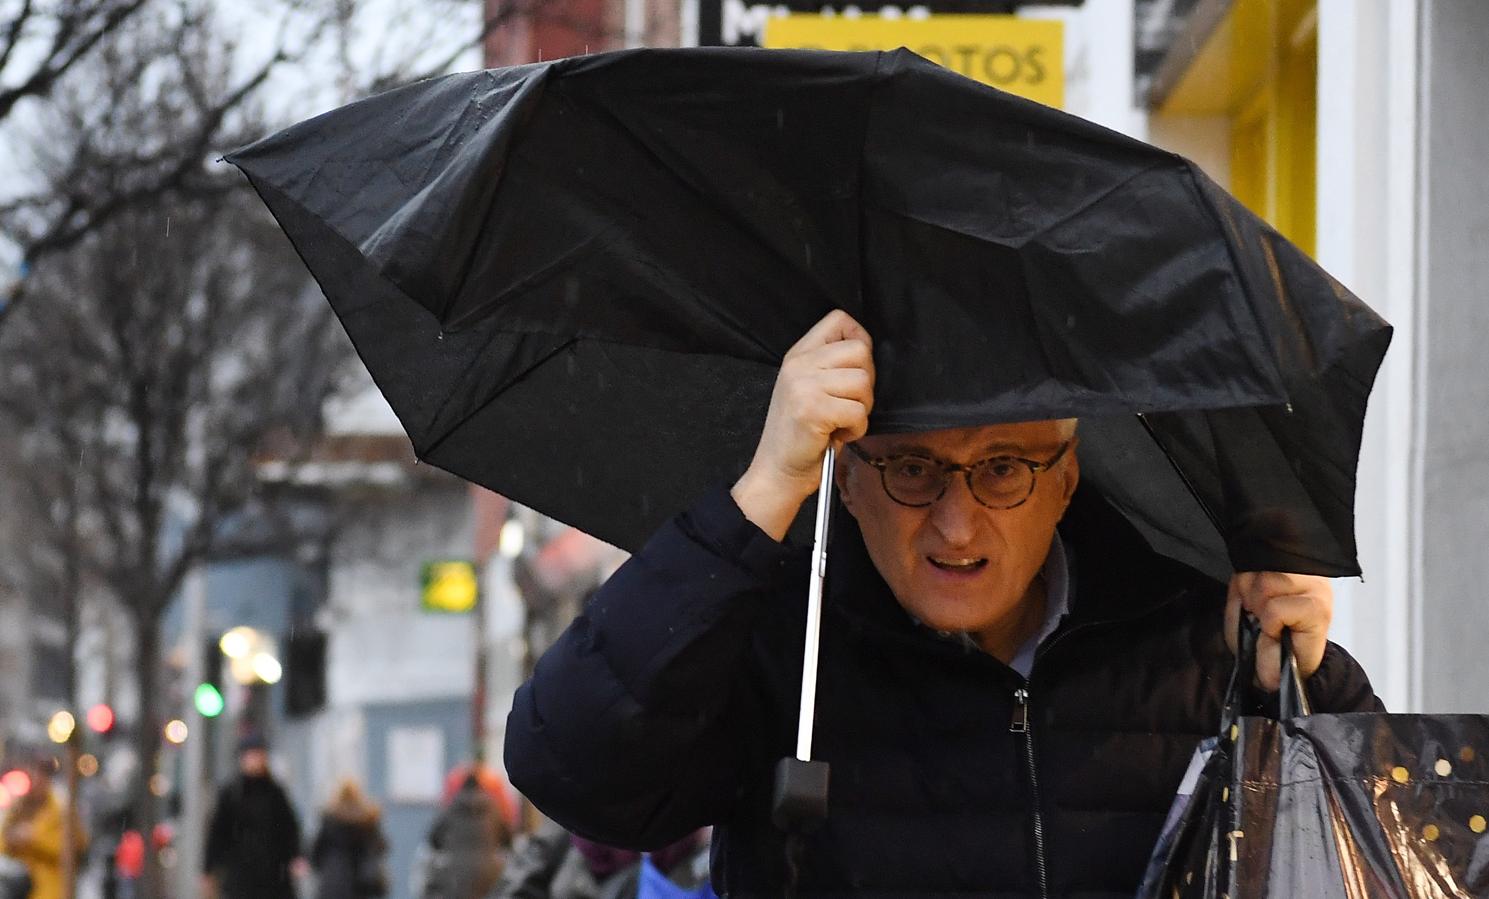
[0,15,353,889]
[0,0,152,123]
[0,0,607,328]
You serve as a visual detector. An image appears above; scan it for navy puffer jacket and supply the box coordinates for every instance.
[505,485,1380,898]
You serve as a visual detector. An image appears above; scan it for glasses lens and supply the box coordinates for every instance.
[971,458,1034,508]
[882,456,945,505]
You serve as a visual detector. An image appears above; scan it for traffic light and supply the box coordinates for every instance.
[86,703,115,735]
[193,684,224,718]
[194,637,225,718]
[284,629,327,718]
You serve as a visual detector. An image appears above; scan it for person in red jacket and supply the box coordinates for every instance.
[505,311,1378,897]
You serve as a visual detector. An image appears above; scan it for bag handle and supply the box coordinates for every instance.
[1279,629,1312,718]
[1223,612,1312,728]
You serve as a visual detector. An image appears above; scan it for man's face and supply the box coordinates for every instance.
[239,748,269,777]
[837,420,1079,639]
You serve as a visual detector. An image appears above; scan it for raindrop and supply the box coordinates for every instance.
[437,332,445,341]
[165,218,171,236]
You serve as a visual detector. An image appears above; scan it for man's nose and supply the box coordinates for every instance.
[928,475,981,546]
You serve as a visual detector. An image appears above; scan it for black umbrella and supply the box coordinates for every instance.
[227,45,1389,832]
[226,47,1387,583]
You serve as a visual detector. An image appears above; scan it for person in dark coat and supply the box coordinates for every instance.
[203,734,305,898]
[415,773,508,898]
[504,311,1381,897]
[310,779,389,898]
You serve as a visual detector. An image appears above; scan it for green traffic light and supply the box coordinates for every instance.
[194,683,225,718]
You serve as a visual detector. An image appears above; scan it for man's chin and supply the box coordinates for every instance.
[903,602,996,638]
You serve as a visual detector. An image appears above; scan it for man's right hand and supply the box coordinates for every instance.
[731,309,875,541]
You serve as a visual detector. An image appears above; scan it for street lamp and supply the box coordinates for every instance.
[47,711,76,745]
[219,626,256,660]
[251,653,283,685]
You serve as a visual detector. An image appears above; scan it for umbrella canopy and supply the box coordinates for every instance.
[227,47,1390,578]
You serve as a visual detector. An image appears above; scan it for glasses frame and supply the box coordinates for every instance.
[845,439,1074,510]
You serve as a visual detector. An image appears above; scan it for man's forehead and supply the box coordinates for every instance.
[866,420,1070,455]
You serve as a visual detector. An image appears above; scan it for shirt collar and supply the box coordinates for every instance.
[1008,534,1071,678]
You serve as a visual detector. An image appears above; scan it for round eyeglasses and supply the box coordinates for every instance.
[845,440,1073,510]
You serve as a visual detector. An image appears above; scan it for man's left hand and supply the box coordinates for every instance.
[1224,571,1333,691]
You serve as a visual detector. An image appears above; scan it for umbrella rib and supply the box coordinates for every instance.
[1135,412,1228,544]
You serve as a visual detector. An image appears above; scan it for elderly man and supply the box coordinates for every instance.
[505,311,1379,897]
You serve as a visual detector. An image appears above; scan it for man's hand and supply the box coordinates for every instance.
[1224,571,1334,691]
[291,857,311,880]
[200,874,219,899]
[732,310,875,541]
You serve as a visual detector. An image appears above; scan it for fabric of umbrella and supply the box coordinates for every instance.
[225,46,1390,580]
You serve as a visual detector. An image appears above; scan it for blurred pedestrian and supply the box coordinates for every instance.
[203,734,306,898]
[310,778,389,898]
[109,828,145,899]
[0,757,86,899]
[413,772,509,898]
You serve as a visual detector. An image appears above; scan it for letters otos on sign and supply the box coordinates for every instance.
[762,15,1064,109]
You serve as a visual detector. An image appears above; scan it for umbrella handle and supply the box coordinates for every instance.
[796,447,836,761]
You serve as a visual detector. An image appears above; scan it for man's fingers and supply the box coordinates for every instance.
[802,335,874,375]
[790,309,873,357]
[818,396,871,446]
[1229,571,1333,685]
[814,367,875,408]
[1250,592,1329,638]
[1238,571,1316,605]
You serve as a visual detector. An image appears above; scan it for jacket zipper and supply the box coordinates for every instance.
[1010,686,1048,899]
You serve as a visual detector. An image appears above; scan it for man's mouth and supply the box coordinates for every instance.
[927,556,988,573]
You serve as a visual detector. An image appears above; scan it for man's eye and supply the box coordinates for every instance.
[892,459,934,479]
[986,461,1020,479]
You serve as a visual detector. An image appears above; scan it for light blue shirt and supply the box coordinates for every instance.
[1008,535,1070,678]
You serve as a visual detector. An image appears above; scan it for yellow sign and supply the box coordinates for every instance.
[763,15,1064,108]
[421,560,479,613]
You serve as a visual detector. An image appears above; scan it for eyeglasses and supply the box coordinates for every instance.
[845,440,1073,510]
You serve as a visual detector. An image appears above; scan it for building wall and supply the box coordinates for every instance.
[325,480,477,708]
[1313,0,1422,711]
[1415,0,1489,714]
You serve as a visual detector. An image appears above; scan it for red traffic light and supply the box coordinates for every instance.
[0,770,31,798]
[86,703,115,734]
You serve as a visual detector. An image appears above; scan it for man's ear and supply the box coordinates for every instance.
[834,450,859,515]
[1059,441,1080,508]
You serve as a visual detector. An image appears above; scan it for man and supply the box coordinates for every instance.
[203,734,306,898]
[505,311,1379,897]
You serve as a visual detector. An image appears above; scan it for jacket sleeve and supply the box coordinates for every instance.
[504,487,802,850]
[1306,641,1386,713]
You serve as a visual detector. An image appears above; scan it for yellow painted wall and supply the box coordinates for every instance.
[1157,0,1318,257]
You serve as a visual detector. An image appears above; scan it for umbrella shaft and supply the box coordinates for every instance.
[796,448,836,761]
